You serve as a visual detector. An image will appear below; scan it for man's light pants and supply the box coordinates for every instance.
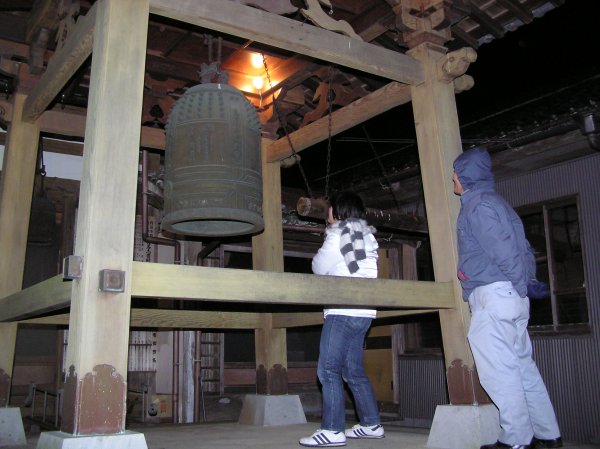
[468,281,561,446]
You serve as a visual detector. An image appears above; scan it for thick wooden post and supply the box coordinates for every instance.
[60,0,149,435]
[252,139,288,395]
[0,93,40,406]
[409,42,488,404]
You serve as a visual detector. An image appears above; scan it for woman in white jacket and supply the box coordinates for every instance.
[299,191,384,448]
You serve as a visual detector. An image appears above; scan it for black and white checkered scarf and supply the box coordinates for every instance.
[338,218,370,274]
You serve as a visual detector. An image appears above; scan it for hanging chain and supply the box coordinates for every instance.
[262,53,313,198]
[324,65,334,199]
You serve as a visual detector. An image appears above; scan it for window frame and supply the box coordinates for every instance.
[517,195,590,335]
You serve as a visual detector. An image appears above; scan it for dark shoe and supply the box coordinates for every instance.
[481,441,530,449]
[531,437,563,448]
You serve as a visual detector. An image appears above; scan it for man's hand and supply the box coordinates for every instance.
[527,279,550,299]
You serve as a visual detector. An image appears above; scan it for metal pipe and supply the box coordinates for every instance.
[196,241,220,266]
[31,386,37,418]
[42,391,47,423]
[172,330,180,424]
[141,149,181,264]
[193,331,205,422]
[55,390,61,427]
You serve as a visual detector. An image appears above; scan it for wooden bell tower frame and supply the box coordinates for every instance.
[0,0,485,442]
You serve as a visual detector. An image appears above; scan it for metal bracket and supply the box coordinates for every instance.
[99,269,126,293]
[62,255,82,280]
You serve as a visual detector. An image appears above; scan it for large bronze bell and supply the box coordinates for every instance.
[161,83,264,237]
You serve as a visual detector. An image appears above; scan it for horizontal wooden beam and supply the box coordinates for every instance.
[22,309,262,329]
[0,275,71,322]
[0,98,165,149]
[131,261,454,309]
[22,308,437,330]
[3,84,412,160]
[2,262,453,323]
[149,0,423,85]
[272,309,436,328]
[22,1,97,123]
[130,308,261,329]
[267,82,412,162]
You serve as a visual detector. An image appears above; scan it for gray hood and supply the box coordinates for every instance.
[453,147,495,191]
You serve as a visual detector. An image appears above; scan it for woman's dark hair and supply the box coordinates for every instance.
[330,191,366,220]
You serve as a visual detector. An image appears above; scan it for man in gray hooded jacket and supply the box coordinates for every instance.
[453,148,561,449]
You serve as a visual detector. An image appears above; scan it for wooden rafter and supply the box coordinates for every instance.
[148,0,423,85]
[495,0,533,24]
[24,0,59,43]
[0,98,166,149]
[21,1,96,122]
[463,0,505,39]
[267,82,412,162]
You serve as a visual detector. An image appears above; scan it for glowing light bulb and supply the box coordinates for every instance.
[250,53,263,68]
[252,76,264,90]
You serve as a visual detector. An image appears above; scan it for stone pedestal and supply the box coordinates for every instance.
[427,404,500,449]
[238,394,307,426]
[0,407,26,447]
[36,430,147,449]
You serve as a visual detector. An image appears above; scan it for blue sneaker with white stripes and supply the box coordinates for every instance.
[299,429,346,447]
[345,423,385,439]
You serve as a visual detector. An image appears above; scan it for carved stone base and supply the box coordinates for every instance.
[427,404,499,449]
[0,407,26,447]
[238,394,307,426]
[36,431,147,449]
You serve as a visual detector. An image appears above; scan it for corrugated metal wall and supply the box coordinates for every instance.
[495,153,600,443]
[397,356,448,421]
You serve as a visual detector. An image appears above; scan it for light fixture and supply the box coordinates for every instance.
[250,52,263,69]
[252,76,264,91]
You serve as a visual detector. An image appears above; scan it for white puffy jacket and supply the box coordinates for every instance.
[312,220,378,318]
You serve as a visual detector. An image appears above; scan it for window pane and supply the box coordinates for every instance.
[522,211,550,283]
[556,292,588,324]
[521,211,553,326]
[549,204,585,291]
[529,297,553,326]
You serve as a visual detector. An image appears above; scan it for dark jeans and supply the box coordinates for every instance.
[317,314,380,432]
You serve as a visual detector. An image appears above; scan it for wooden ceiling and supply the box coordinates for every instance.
[1,0,598,238]
[0,0,567,129]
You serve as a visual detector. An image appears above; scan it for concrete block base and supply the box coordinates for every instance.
[0,407,26,447]
[238,394,307,426]
[36,430,147,449]
[427,404,500,449]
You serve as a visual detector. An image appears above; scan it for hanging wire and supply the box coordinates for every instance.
[262,53,313,198]
[324,65,334,200]
[361,124,401,211]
